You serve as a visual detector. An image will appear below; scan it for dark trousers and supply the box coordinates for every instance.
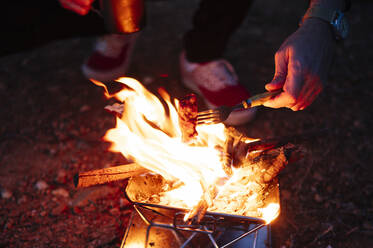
[0,0,252,61]
[183,0,253,63]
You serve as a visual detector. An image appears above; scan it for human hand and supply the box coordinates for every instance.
[264,18,336,111]
[59,0,94,15]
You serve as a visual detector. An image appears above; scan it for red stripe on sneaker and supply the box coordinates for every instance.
[85,44,129,71]
[198,84,251,107]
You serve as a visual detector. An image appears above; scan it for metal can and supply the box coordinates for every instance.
[100,0,145,34]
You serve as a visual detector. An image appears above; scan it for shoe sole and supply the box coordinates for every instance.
[82,62,130,82]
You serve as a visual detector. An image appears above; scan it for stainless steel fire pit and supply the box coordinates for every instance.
[120,179,279,248]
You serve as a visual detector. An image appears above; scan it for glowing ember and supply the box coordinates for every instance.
[93,77,280,223]
[259,203,280,224]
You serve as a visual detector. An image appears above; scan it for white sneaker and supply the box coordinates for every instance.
[180,52,256,125]
[82,33,139,82]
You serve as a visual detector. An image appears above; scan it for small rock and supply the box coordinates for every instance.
[142,76,154,85]
[314,193,323,203]
[52,188,69,198]
[119,197,130,208]
[48,148,57,156]
[80,105,91,112]
[17,195,27,204]
[1,189,12,199]
[58,237,67,243]
[35,180,49,191]
[56,170,67,184]
[109,207,120,216]
[51,203,68,216]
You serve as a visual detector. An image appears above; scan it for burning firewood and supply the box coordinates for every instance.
[244,144,303,184]
[177,94,198,143]
[184,196,209,223]
[183,180,222,223]
[125,141,303,222]
[126,174,168,202]
[251,145,300,183]
[74,163,149,188]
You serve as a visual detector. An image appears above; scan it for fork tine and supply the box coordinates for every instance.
[197,113,220,121]
[198,109,217,115]
[196,107,225,125]
[197,112,219,119]
[197,118,221,125]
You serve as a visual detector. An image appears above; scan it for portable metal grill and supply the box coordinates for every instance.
[120,179,279,248]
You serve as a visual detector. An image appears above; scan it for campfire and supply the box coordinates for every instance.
[75,77,303,247]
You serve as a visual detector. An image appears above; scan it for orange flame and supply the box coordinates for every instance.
[259,203,280,224]
[93,77,279,222]
[98,78,226,208]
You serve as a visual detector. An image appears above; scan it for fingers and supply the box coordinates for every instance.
[264,52,302,109]
[265,51,287,91]
[263,91,296,109]
[265,73,322,111]
[59,0,93,15]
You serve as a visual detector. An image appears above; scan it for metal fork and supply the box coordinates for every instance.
[197,90,281,125]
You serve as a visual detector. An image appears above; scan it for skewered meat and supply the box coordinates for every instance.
[178,94,198,143]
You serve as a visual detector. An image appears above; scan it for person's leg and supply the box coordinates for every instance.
[0,0,140,82]
[82,0,144,81]
[180,0,256,126]
[183,0,253,63]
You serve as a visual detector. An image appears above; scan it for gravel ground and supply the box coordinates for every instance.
[1,0,372,247]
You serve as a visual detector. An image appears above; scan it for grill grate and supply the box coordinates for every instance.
[120,202,272,248]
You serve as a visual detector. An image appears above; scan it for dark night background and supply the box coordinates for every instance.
[0,0,372,247]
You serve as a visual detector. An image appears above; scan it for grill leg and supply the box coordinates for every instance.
[216,224,271,248]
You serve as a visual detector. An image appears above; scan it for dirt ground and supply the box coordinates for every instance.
[1,0,372,247]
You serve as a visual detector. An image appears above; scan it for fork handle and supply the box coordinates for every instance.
[242,90,282,108]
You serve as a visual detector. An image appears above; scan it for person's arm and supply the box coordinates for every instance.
[264,0,349,111]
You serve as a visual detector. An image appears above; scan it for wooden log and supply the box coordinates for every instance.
[126,144,304,223]
[74,163,149,188]
[245,128,329,153]
[224,128,325,168]
[126,173,167,202]
[243,144,305,184]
